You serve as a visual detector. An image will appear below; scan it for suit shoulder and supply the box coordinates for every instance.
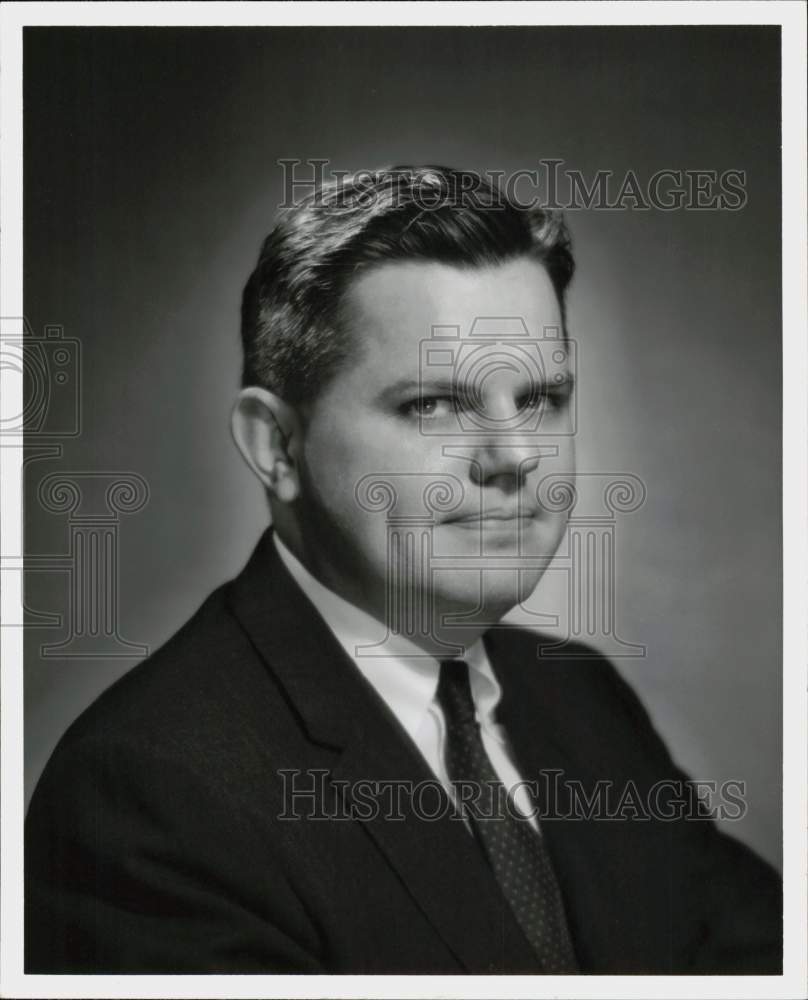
[488,626,666,755]
[488,626,617,686]
[48,579,273,763]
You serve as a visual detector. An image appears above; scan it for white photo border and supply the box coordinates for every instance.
[2,3,805,998]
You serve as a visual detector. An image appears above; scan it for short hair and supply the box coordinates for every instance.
[240,165,574,404]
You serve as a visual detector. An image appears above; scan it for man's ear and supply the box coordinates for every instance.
[230,387,303,504]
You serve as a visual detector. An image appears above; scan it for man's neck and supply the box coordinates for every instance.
[272,526,494,658]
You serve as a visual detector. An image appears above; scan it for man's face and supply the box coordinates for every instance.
[294,256,575,634]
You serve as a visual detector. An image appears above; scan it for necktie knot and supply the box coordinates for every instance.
[436,659,477,728]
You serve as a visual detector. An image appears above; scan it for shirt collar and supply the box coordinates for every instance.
[272,532,504,745]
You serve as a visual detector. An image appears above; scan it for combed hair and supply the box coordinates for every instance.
[241,165,574,403]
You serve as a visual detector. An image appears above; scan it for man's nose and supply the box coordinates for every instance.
[460,386,545,488]
[468,440,542,489]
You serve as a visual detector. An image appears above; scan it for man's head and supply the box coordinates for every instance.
[233,166,577,646]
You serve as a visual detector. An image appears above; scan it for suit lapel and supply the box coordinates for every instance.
[226,530,541,973]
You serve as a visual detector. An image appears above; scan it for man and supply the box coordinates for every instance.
[25,166,781,974]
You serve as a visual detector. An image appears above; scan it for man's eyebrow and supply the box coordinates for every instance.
[377,377,457,400]
[377,369,575,404]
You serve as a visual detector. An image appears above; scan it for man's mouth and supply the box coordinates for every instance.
[444,509,538,528]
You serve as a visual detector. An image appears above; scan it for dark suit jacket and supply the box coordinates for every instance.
[25,529,782,974]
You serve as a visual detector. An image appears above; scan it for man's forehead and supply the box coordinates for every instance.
[341,256,561,342]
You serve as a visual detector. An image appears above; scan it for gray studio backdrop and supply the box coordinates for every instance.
[23,27,781,867]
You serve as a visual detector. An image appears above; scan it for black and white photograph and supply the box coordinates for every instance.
[1,2,806,997]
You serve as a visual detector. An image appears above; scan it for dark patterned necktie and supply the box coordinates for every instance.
[436,659,579,973]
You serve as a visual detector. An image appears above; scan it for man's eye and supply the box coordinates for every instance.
[401,396,456,419]
[515,388,571,415]
[517,391,543,412]
[545,389,570,412]
[517,390,553,413]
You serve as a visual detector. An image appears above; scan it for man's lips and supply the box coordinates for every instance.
[443,509,539,526]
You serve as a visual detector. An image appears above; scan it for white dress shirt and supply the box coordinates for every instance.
[273,533,539,829]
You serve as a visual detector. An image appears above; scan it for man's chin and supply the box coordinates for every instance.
[431,567,544,627]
